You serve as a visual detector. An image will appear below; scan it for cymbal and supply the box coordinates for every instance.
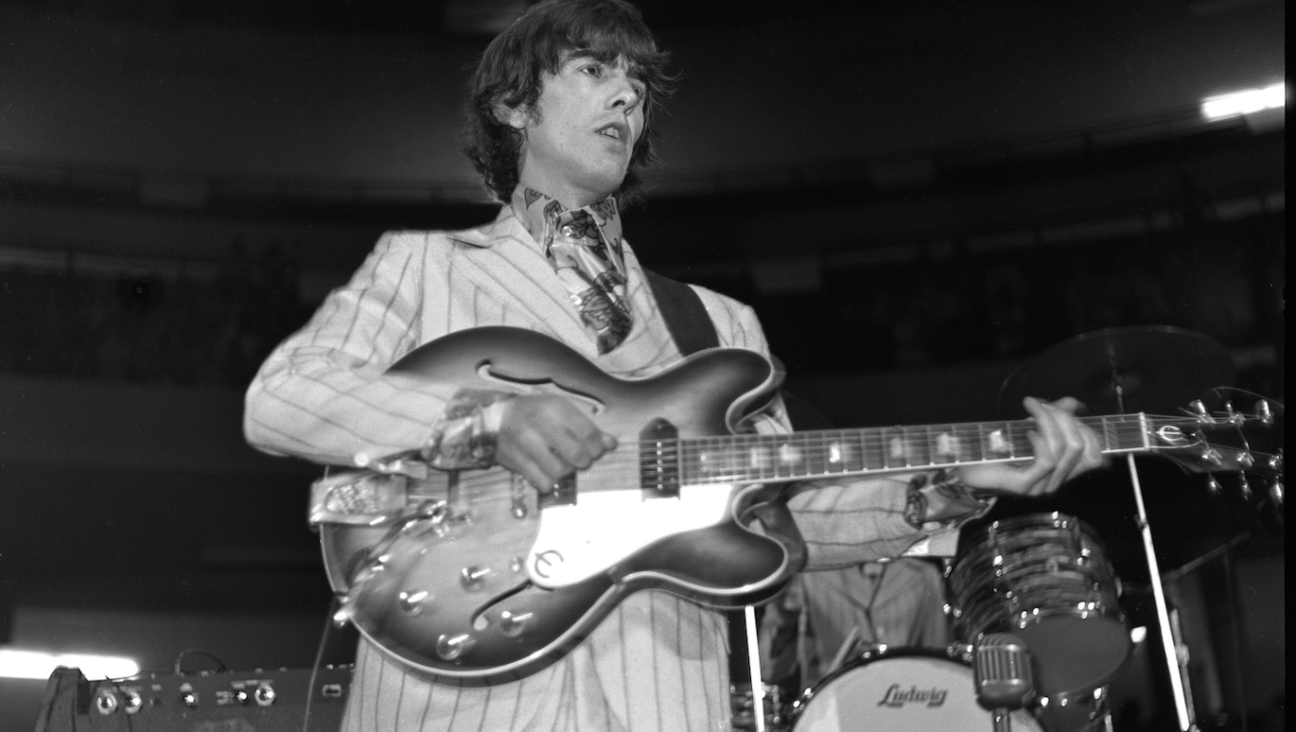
[998,325,1237,417]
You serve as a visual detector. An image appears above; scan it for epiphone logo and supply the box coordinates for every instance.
[877,683,948,708]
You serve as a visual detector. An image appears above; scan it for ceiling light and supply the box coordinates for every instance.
[1201,82,1286,121]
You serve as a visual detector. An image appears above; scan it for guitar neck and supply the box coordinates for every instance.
[677,414,1153,485]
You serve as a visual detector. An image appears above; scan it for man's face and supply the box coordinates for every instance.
[510,52,646,207]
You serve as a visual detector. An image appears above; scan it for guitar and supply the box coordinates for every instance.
[310,326,1282,686]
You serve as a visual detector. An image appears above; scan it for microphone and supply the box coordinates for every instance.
[973,632,1035,732]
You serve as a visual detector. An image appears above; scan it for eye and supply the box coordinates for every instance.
[581,63,604,78]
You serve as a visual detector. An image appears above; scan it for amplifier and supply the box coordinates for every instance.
[34,664,352,732]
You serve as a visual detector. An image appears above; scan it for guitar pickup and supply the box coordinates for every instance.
[640,418,681,499]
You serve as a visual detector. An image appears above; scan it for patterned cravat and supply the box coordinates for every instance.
[520,189,633,354]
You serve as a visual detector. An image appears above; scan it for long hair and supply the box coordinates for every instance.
[462,0,676,205]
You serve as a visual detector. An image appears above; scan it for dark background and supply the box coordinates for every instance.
[0,0,1284,729]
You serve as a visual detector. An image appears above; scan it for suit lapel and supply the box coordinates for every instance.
[449,208,597,354]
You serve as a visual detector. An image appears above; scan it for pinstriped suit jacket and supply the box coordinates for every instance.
[245,204,944,731]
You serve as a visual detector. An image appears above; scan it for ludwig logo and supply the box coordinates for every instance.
[877,683,948,708]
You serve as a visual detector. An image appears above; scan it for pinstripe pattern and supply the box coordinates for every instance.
[244,204,957,731]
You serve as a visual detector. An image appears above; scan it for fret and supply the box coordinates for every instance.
[905,426,931,467]
[881,427,910,469]
[981,421,1017,460]
[861,428,886,473]
[825,430,861,474]
[775,437,805,479]
[926,424,957,466]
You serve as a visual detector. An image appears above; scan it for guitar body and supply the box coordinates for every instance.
[319,327,806,686]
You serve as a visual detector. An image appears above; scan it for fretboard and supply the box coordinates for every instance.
[677,414,1152,485]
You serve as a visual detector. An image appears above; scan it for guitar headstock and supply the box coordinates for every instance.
[1147,389,1283,507]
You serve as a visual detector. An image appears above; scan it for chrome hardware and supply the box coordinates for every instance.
[1189,400,1211,422]
[180,691,198,708]
[1205,475,1222,496]
[1269,480,1283,507]
[95,690,118,715]
[122,690,142,714]
[499,610,534,637]
[460,566,490,591]
[436,633,477,660]
[254,683,276,707]
[1256,399,1274,425]
[1238,474,1252,500]
[1235,452,1255,469]
[398,589,431,616]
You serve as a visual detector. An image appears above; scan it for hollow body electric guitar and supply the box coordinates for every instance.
[312,327,1282,687]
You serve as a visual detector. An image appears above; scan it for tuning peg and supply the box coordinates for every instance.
[1238,474,1253,500]
[1269,480,1283,508]
[1205,474,1222,496]
[1189,400,1212,423]
[1256,400,1274,426]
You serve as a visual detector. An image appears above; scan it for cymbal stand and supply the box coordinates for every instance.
[1124,451,1198,732]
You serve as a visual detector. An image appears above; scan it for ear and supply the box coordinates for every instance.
[493,100,530,130]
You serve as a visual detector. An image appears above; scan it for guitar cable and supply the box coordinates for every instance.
[303,596,343,732]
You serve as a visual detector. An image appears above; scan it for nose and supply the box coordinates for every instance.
[607,71,642,115]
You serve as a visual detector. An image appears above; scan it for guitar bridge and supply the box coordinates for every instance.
[640,417,681,498]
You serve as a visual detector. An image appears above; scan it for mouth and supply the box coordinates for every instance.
[595,121,630,144]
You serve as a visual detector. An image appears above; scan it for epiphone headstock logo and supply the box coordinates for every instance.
[877,683,948,708]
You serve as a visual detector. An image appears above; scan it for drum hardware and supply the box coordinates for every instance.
[997,326,1252,732]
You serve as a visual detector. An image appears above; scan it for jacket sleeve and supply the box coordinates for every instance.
[692,285,969,569]
[243,232,464,467]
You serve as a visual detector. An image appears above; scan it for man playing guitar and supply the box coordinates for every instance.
[243,1,1105,729]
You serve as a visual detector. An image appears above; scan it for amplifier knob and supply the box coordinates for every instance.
[122,690,143,714]
[254,683,276,707]
[94,690,118,715]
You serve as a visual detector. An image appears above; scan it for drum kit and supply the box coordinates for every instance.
[734,326,1283,732]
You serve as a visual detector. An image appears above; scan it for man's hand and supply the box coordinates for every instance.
[495,394,618,490]
[955,396,1106,497]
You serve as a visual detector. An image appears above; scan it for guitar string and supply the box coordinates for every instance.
[400,414,1230,504]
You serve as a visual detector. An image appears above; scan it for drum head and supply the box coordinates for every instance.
[791,651,1043,731]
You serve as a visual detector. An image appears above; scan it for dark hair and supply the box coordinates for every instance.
[462,0,676,205]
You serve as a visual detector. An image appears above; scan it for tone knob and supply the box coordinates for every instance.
[436,633,477,661]
[460,566,490,591]
[499,610,534,637]
[398,589,431,616]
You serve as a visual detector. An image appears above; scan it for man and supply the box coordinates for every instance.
[244,2,1104,730]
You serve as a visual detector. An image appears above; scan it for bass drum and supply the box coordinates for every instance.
[788,647,1044,732]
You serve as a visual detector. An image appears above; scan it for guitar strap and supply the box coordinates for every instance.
[642,268,720,356]
[644,268,810,581]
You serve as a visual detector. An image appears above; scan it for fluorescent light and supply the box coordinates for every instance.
[1202,82,1286,120]
[0,648,140,680]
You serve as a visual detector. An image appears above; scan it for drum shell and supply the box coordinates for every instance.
[948,513,1132,698]
[787,646,1045,732]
